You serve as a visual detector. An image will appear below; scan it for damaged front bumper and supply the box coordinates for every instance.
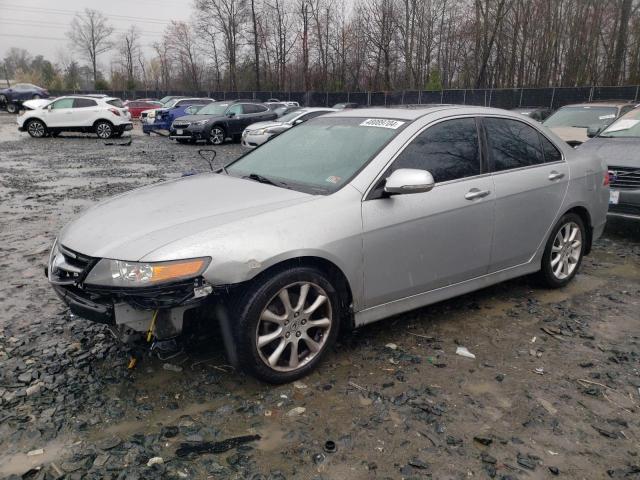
[46,243,215,343]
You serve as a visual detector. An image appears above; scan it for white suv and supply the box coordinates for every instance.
[17,96,133,139]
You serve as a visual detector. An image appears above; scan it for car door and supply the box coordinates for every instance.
[43,98,75,127]
[361,117,495,308]
[71,98,98,126]
[482,116,569,272]
[225,103,246,135]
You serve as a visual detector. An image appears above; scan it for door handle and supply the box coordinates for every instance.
[548,171,565,180]
[465,188,491,200]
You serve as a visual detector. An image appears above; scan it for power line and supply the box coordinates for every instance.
[0,20,165,36]
[1,4,177,25]
[0,33,66,41]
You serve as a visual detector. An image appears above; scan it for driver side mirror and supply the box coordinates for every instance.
[384,169,435,195]
[586,124,604,138]
[47,105,52,111]
[227,111,236,118]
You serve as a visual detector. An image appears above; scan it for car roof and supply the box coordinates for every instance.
[324,105,542,123]
[298,107,338,113]
[558,101,632,108]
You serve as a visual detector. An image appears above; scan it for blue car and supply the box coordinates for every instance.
[142,97,214,134]
[0,83,50,112]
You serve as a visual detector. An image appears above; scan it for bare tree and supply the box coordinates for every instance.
[119,27,140,90]
[66,8,114,88]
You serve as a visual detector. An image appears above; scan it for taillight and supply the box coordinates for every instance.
[603,171,610,186]
[108,108,121,116]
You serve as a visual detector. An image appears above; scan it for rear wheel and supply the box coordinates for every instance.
[538,213,585,288]
[6,103,17,114]
[26,119,47,138]
[95,121,113,139]
[232,267,341,383]
[209,126,225,145]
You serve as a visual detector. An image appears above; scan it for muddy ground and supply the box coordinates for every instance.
[0,112,639,480]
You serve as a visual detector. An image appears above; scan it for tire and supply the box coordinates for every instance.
[6,103,17,114]
[26,119,47,138]
[209,126,225,145]
[538,213,586,288]
[95,121,114,139]
[32,94,41,99]
[232,267,341,383]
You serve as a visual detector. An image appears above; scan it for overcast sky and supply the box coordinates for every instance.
[0,0,192,65]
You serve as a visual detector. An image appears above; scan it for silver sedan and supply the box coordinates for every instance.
[47,106,609,383]
[241,107,337,148]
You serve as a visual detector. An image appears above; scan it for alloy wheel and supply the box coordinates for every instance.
[96,123,112,139]
[210,127,224,145]
[27,121,45,138]
[550,221,582,280]
[255,282,333,372]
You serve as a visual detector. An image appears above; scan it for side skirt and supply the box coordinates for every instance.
[354,261,540,327]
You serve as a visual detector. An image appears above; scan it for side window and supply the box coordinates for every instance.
[51,98,74,109]
[388,118,481,183]
[619,105,634,116]
[254,105,268,113]
[484,118,544,172]
[539,135,562,163]
[242,104,259,114]
[73,98,97,108]
[228,104,243,115]
[301,111,326,121]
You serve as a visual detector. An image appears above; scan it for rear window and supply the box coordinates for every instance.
[543,106,618,128]
[484,118,544,171]
[107,99,124,108]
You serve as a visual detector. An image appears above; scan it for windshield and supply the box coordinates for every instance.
[599,109,640,138]
[159,96,176,105]
[197,103,230,115]
[227,117,406,194]
[543,106,617,128]
[279,109,306,123]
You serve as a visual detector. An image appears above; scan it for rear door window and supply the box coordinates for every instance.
[73,98,97,108]
[484,118,544,172]
[539,135,563,163]
[388,118,481,183]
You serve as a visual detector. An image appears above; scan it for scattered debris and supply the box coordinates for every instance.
[323,440,337,453]
[27,448,44,456]
[473,436,493,446]
[455,346,476,359]
[163,363,183,373]
[286,406,306,417]
[147,457,164,467]
[385,343,398,350]
[534,367,545,375]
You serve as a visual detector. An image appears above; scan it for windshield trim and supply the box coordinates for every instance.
[225,116,409,195]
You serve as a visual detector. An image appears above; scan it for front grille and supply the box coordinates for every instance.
[50,245,96,284]
[172,121,190,128]
[609,166,640,190]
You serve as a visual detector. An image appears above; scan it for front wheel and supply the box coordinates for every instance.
[95,121,113,139]
[6,103,17,114]
[233,267,341,383]
[538,213,585,288]
[26,119,47,138]
[209,126,225,145]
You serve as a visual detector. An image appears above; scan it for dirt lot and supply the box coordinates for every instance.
[0,112,639,480]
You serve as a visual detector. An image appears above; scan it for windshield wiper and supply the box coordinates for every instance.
[244,173,285,187]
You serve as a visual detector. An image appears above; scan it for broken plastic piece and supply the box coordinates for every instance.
[127,357,137,369]
[323,440,337,453]
[175,434,261,457]
[455,346,476,359]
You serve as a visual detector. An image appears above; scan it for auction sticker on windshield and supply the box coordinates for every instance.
[360,119,405,129]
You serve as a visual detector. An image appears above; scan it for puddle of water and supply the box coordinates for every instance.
[0,437,74,477]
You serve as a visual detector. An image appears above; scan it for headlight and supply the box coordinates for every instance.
[193,119,209,126]
[148,111,156,118]
[84,257,211,287]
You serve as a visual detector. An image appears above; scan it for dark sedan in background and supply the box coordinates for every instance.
[578,108,640,220]
[170,100,277,144]
[0,83,50,113]
[142,97,213,134]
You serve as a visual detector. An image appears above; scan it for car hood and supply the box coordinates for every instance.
[577,137,640,168]
[22,99,51,110]
[246,120,288,131]
[59,173,313,261]
[548,126,589,144]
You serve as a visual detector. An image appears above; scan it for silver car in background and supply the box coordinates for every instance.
[47,106,609,383]
[241,107,337,148]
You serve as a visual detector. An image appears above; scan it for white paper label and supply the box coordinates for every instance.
[176,129,183,135]
[609,190,619,204]
[360,118,405,129]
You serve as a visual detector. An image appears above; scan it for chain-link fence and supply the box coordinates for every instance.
[50,86,640,110]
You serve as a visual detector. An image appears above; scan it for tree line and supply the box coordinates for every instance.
[3,0,640,92]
